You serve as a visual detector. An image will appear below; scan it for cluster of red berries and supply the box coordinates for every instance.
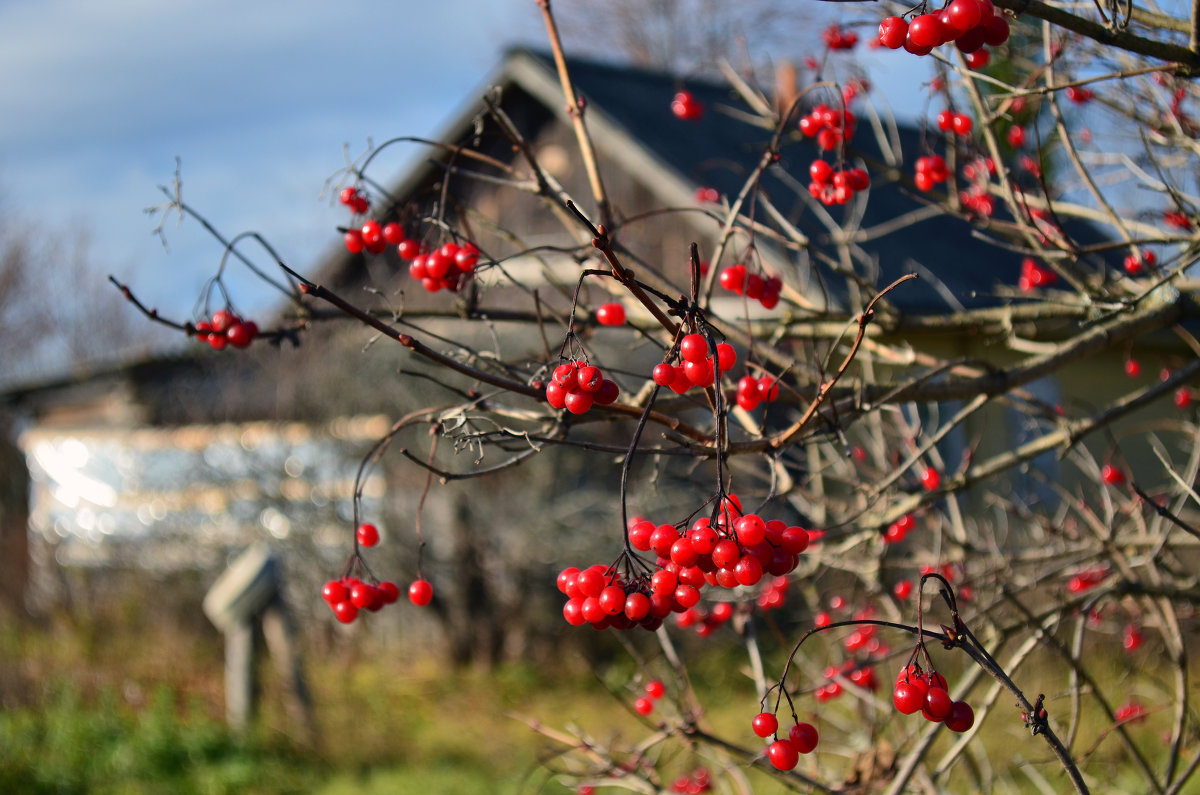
[961,185,996,218]
[669,767,712,794]
[799,104,857,152]
[633,678,665,716]
[1067,565,1109,594]
[1066,85,1095,103]
[735,374,781,411]
[878,0,1010,65]
[822,23,859,50]
[893,664,975,732]
[808,160,871,206]
[194,309,258,350]
[757,574,790,611]
[936,109,974,136]
[594,302,627,326]
[545,360,621,414]
[337,186,371,215]
[717,265,782,308]
[319,523,433,624]
[404,240,480,294]
[672,90,703,121]
[1019,257,1059,291]
[1164,209,1192,229]
[883,513,916,543]
[1123,250,1156,275]
[752,711,819,770]
[321,575,402,624]
[558,497,811,632]
[344,219,405,255]
[652,334,737,394]
[817,658,880,701]
[914,154,950,192]
[677,600,734,637]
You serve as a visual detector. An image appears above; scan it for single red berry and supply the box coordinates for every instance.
[893,681,924,714]
[635,696,654,715]
[356,523,380,547]
[752,711,778,738]
[945,700,975,732]
[226,321,256,349]
[408,579,434,606]
[878,16,908,49]
[680,333,708,363]
[338,187,357,206]
[382,222,405,245]
[377,581,400,604]
[1100,464,1125,486]
[788,722,819,754]
[1175,387,1193,409]
[361,220,383,248]
[907,14,944,49]
[1125,358,1141,377]
[333,600,358,624]
[645,679,666,699]
[322,579,349,605]
[923,686,953,721]
[894,580,914,600]
[921,466,941,491]
[767,739,800,770]
[596,302,627,326]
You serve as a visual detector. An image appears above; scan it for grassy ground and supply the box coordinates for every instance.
[2,603,1194,794]
[0,607,775,794]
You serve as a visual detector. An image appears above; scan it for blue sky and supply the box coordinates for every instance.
[0,0,542,319]
[0,0,927,353]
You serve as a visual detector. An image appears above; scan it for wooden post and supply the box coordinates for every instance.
[204,544,313,740]
[224,619,256,733]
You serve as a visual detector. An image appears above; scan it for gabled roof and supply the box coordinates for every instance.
[346,47,1111,316]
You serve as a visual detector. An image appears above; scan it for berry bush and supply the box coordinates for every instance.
[114,1,1200,792]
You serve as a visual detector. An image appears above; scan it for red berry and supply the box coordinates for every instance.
[361,220,383,248]
[1125,358,1141,377]
[397,239,420,259]
[645,679,666,699]
[921,466,941,491]
[893,681,924,714]
[923,686,953,721]
[680,333,708,363]
[878,16,908,49]
[893,580,914,600]
[356,522,380,547]
[718,265,746,294]
[344,229,365,254]
[564,390,594,415]
[767,739,800,770]
[907,14,944,49]
[408,579,433,606]
[635,696,654,715]
[1175,387,1193,409]
[377,581,400,604]
[322,579,349,605]
[338,187,357,206]
[333,600,358,624]
[788,722,819,754]
[596,302,627,326]
[1101,464,1125,485]
[752,711,778,738]
[945,700,975,732]
[226,321,256,349]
